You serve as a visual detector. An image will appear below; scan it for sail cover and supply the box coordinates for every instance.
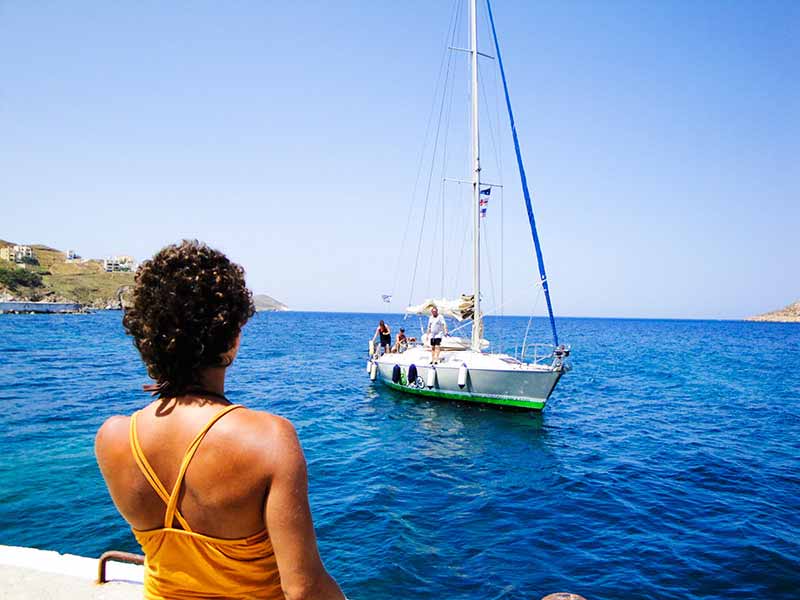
[405,295,475,321]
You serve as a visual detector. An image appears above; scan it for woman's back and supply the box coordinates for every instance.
[100,399,277,537]
[98,399,286,598]
[95,240,344,600]
[97,398,295,598]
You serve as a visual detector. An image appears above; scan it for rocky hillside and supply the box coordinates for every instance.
[1,240,288,311]
[748,301,800,323]
[254,294,289,312]
[0,240,133,308]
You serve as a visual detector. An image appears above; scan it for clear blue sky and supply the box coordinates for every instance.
[2,1,797,318]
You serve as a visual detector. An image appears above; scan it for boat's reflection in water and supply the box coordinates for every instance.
[374,384,555,463]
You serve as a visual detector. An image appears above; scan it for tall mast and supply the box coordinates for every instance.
[470,0,482,352]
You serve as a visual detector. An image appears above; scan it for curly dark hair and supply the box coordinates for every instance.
[123,240,255,398]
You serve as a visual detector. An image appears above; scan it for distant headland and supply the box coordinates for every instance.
[747,301,800,323]
[253,294,289,312]
[0,239,287,313]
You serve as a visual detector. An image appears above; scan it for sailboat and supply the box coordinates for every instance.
[367,0,570,411]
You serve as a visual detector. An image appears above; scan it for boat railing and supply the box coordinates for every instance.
[520,342,570,366]
[520,342,554,365]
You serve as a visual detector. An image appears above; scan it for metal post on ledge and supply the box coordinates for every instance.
[97,550,144,584]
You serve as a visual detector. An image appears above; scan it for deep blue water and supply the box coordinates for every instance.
[0,311,798,599]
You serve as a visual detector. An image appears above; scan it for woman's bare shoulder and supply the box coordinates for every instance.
[94,414,134,477]
[225,407,305,469]
[95,414,130,451]
[228,406,295,436]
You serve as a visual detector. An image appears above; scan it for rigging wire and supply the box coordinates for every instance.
[480,277,542,317]
[484,9,507,346]
[425,181,441,294]
[500,185,505,347]
[452,187,471,293]
[440,177,446,297]
[482,220,498,318]
[479,62,502,183]
[442,276,543,341]
[521,287,544,361]
[438,34,460,298]
[466,6,510,345]
[476,56,503,319]
[389,0,461,302]
[426,39,460,299]
[407,1,463,308]
[487,0,560,347]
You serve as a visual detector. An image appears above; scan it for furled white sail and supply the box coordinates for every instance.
[405,295,475,321]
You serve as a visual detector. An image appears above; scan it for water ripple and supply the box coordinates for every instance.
[0,313,798,599]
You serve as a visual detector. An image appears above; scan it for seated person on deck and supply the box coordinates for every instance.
[392,328,409,353]
[94,240,345,600]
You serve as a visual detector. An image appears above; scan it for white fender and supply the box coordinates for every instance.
[368,340,375,356]
[426,366,436,388]
[366,360,372,374]
[370,361,378,381]
[457,363,468,388]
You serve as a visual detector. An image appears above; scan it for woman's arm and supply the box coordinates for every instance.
[264,418,345,600]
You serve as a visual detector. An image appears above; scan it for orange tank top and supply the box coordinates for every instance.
[129,405,283,600]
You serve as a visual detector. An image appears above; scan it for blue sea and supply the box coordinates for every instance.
[0,312,798,599]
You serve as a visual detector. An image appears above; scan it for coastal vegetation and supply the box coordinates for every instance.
[0,240,134,307]
[19,255,39,266]
[0,267,43,290]
[0,240,289,311]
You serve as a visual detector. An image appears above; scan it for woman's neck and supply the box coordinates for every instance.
[195,367,227,397]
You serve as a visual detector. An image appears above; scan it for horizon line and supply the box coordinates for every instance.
[254,308,777,323]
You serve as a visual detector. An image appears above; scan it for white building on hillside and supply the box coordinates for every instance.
[0,245,34,263]
[103,255,135,272]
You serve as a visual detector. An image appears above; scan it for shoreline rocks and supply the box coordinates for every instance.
[747,301,800,323]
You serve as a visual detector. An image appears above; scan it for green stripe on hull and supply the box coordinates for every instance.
[382,380,545,411]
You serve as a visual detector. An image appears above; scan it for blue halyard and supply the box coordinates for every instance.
[486,0,559,347]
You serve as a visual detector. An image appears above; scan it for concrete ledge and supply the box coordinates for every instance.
[0,545,143,600]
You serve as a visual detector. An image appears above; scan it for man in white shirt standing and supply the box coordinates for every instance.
[427,306,448,364]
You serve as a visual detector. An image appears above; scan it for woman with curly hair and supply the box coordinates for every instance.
[95,240,345,600]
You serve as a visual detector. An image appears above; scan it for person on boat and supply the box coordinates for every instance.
[95,240,345,600]
[372,320,391,355]
[392,328,408,353]
[427,306,448,364]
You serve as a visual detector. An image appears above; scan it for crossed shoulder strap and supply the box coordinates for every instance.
[129,404,242,531]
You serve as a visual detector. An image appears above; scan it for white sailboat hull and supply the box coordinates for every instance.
[372,347,564,411]
[365,0,571,412]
